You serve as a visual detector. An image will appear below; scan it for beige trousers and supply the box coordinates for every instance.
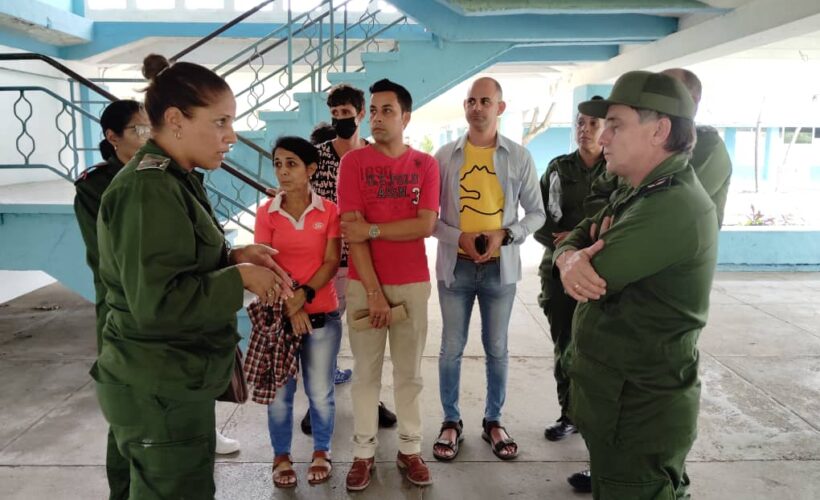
[346,279,431,457]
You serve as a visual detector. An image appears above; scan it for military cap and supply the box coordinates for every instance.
[579,71,696,120]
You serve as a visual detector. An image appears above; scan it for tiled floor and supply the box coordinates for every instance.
[1,269,819,499]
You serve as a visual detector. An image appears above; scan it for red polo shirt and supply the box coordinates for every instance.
[254,190,340,314]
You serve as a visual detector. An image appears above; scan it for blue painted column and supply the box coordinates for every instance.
[573,84,613,115]
[762,127,777,182]
[723,127,737,166]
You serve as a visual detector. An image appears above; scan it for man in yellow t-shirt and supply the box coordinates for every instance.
[459,142,504,257]
[432,77,545,462]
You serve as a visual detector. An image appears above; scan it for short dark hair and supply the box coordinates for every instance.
[98,99,143,160]
[327,84,365,114]
[637,108,696,154]
[141,53,232,128]
[273,136,319,167]
[369,79,412,113]
[309,121,336,145]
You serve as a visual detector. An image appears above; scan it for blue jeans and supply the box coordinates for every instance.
[267,310,342,455]
[438,259,516,422]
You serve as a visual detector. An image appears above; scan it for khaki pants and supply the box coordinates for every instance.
[346,279,431,457]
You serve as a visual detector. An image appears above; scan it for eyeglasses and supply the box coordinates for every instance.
[125,124,152,139]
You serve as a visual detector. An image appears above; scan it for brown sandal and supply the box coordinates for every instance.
[433,420,464,461]
[481,418,518,460]
[272,453,297,489]
[307,450,332,485]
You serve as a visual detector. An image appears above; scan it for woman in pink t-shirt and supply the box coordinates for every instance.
[254,136,341,488]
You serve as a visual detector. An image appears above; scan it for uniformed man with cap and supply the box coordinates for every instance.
[584,68,732,228]
[554,71,718,498]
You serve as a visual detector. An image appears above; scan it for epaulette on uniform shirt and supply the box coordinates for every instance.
[74,162,106,185]
[638,175,673,198]
[136,153,171,172]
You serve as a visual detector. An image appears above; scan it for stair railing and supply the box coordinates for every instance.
[172,0,406,130]
[0,54,267,230]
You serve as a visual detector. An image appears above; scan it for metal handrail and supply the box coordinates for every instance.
[0,86,101,121]
[0,52,270,193]
[213,0,353,75]
[170,0,279,63]
[235,15,403,120]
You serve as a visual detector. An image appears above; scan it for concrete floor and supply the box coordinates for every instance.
[1,269,819,499]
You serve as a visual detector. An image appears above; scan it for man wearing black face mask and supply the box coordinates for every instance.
[302,83,397,436]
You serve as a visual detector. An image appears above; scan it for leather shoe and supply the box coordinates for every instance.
[544,417,577,441]
[568,469,592,493]
[300,410,312,435]
[378,401,397,428]
[396,452,432,486]
[346,457,375,491]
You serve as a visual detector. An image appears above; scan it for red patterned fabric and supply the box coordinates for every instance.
[244,298,303,404]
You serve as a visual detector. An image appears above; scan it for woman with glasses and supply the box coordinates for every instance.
[74,99,151,499]
[75,99,151,353]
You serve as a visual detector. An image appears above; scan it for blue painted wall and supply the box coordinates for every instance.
[37,0,72,11]
[525,127,573,176]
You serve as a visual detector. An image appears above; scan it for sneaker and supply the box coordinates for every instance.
[544,416,578,441]
[334,368,353,385]
[215,429,240,454]
[378,401,397,428]
[568,469,592,493]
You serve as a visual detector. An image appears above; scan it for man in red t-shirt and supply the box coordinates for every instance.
[338,79,440,491]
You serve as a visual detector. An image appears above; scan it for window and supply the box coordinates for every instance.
[135,0,175,9]
[87,0,127,8]
[234,0,274,10]
[783,127,814,144]
[186,0,224,7]
[290,0,322,12]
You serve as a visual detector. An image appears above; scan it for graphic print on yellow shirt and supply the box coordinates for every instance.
[459,142,505,256]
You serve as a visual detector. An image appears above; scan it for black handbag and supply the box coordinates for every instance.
[217,346,248,404]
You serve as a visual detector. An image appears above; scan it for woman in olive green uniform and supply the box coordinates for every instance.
[74,100,150,353]
[74,100,150,500]
[534,99,607,442]
[93,54,289,499]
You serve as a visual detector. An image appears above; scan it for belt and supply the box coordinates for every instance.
[457,253,500,264]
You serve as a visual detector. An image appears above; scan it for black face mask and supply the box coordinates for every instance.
[332,117,357,139]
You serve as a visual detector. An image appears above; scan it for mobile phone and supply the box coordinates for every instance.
[475,234,488,254]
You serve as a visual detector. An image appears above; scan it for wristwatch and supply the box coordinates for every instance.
[368,224,381,240]
[501,228,514,246]
[297,284,316,304]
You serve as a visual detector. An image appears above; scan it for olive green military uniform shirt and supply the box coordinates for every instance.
[534,150,607,257]
[74,156,125,353]
[691,125,732,227]
[584,126,732,227]
[555,153,718,452]
[92,140,244,402]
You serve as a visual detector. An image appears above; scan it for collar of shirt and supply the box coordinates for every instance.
[453,131,513,154]
[268,188,325,229]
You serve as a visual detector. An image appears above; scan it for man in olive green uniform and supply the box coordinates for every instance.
[535,105,607,441]
[554,71,718,499]
[74,157,130,499]
[93,141,244,499]
[583,68,732,228]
